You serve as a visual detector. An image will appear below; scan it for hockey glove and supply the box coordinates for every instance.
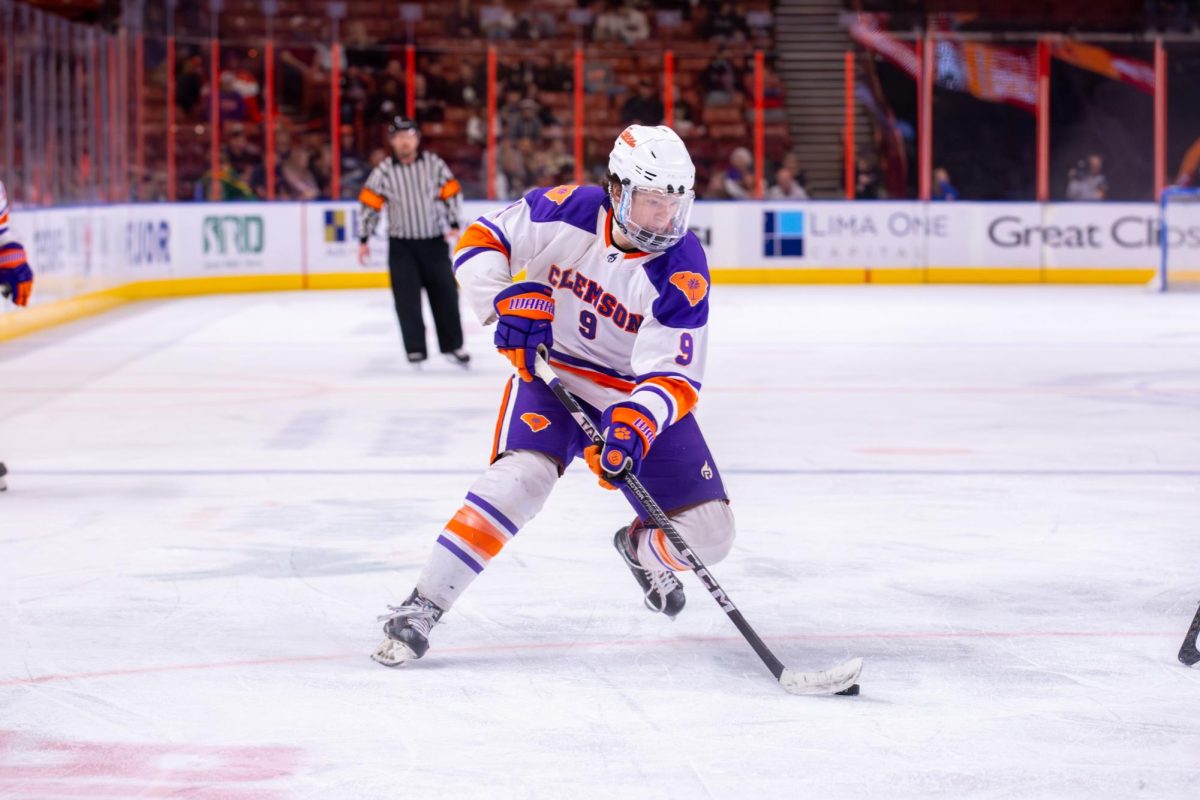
[494,281,555,382]
[0,262,32,307]
[585,402,658,490]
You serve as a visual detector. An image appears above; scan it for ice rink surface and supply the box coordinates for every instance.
[1,285,1198,799]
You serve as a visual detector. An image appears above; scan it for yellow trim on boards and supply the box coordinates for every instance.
[0,267,1168,344]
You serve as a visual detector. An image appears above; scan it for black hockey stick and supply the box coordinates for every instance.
[1180,603,1200,667]
[533,350,862,696]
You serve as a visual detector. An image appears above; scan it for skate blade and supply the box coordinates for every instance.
[370,639,420,667]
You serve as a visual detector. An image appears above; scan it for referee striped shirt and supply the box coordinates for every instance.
[357,151,463,241]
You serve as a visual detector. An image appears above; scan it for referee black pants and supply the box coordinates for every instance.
[386,236,464,357]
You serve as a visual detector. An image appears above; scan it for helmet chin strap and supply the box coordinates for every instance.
[610,218,639,252]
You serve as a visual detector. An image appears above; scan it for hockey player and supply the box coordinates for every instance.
[372,125,735,665]
[0,178,32,491]
[0,182,34,307]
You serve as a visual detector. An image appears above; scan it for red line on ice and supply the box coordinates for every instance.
[0,630,1174,687]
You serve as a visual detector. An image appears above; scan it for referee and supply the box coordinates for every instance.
[357,116,469,367]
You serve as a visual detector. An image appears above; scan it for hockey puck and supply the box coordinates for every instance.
[836,683,860,696]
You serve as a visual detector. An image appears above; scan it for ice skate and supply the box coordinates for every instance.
[444,349,471,368]
[613,526,686,618]
[0,462,7,492]
[407,352,427,369]
[371,590,445,666]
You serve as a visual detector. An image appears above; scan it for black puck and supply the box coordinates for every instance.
[836,683,860,696]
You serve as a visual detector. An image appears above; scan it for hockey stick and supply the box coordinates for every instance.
[1180,602,1200,667]
[533,350,863,696]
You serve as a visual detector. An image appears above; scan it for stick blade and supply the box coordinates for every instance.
[779,657,863,696]
[1180,604,1200,667]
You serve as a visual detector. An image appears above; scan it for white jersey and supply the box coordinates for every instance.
[0,180,9,238]
[453,184,710,433]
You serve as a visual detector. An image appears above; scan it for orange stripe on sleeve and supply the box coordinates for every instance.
[358,187,385,211]
[445,506,508,558]
[439,178,462,200]
[644,376,699,420]
[454,222,510,259]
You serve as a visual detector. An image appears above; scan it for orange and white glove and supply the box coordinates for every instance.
[585,402,658,490]
[493,282,555,382]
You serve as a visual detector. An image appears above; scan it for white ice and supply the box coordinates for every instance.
[1,285,1198,799]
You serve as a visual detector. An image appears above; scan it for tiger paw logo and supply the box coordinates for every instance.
[544,185,579,206]
[520,413,551,433]
[668,271,709,307]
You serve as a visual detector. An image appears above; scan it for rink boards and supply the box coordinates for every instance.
[2,198,1198,339]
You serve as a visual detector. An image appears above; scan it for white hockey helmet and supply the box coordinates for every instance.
[607,125,696,252]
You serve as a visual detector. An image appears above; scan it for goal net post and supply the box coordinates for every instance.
[1153,186,1200,292]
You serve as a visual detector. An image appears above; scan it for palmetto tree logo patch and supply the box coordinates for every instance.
[668,271,709,307]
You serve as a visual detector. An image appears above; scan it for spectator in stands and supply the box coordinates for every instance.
[671,86,699,136]
[176,54,205,119]
[621,79,664,127]
[504,98,544,142]
[279,141,320,201]
[703,48,742,105]
[528,90,564,138]
[495,140,533,200]
[339,127,368,200]
[932,167,959,201]
[1066,154,1107,200]
[541,136,575,185]
[413,73,445,123]
[450,62,484,107]
[311,145,334,199]
[217,73,248,122]
[584,59,621,101]
[705,2,750,43]
[220,54,263,124]
[341,65,373,122]
[704,171,730,200]
[518,7,560,40]
[449,0,480,38]
[761,66,787,121]
[594,0,651,46]
[466,103,487,147]
[855,156,881,199]
[768,167,809,200]
[368,77,404,126]
[533,53,573,94]
[723,147,755,199]
[198,150,256,201]
[480,3,518,41]
[225,123,261,179]
[746,7,774,42]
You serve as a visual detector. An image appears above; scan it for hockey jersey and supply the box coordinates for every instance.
[0,179,8,238]
[453,184,710,434]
